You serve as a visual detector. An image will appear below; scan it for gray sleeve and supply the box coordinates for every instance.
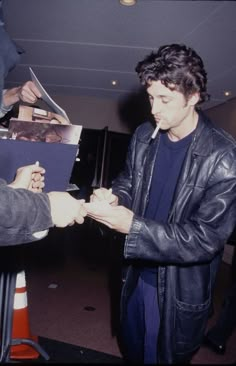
[0,179,53,246]
[0,89,13,117]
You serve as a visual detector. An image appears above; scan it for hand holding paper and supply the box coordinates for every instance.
[19,80,42,104]
[8,163,46,192]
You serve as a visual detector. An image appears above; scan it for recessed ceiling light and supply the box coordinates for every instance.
[111,80,117,86]
[224,90,231,97]
[120,0,137,6]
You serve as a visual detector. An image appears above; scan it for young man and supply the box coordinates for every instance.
[85,44,236,363]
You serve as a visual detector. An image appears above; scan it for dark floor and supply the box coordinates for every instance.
[4,219,236,364]
[35,337,124,364]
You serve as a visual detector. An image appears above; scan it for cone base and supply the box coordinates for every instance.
[10,335,40,360]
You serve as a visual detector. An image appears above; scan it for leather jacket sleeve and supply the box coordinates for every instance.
[0,179,53,246]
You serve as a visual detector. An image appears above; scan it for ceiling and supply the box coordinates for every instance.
[2,0,236,110]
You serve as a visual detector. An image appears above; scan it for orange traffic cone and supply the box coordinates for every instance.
[10,270,40,360]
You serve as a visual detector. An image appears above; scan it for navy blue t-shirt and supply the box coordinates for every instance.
[142,130,193,275]
[145,131,193,222]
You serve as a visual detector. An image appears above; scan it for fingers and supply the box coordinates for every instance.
[32,172,45,183]
[19,81,42,104]
[27,164,46,191]
[30,175,45,192]
[75,199,87,224]
[18,163,45,175]
[47,192,88,227]
[90,187,118,205]
[75,216,85,224]
[9,163,46,190]
[90,188,107,202]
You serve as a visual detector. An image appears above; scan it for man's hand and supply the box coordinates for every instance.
[47,192,87,227]
[83,201,133,234]
[2,81,42,107]
[8,163,45,192]
[90,187,118,206]
[18,81,42,104]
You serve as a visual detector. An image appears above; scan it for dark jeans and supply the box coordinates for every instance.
[121,270,160,364]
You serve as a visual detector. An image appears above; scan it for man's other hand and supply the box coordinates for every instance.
[48,192,87,227]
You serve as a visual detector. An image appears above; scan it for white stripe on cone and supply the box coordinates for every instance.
[15,270,26,288]
[14,270,28,309]
[14,293,28,309]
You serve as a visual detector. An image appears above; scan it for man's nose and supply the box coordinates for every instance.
[151,99,161,115]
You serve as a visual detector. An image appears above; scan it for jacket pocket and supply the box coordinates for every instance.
[174,296,210,355]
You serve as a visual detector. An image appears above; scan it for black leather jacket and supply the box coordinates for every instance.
[112,112,236,363]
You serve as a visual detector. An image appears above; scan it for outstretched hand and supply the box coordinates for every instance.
[47,192,87,227]
[83,201,133,234]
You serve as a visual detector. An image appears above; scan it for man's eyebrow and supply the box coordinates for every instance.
[147,93,173,99]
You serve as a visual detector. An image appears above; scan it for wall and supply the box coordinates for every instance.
[204,97,236,138]
[47,88,152,136]
[51,94,236,137]
[50,94,130,134]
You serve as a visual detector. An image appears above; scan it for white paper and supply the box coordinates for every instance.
[29,67,70,122]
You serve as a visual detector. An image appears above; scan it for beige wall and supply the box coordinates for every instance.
[204,97,236,138]
[49,94,131,134]
[49,94,236,138]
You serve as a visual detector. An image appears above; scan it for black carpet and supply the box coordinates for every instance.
[27,336,125,364]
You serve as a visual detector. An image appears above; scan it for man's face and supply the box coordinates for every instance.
[147,80,197,131]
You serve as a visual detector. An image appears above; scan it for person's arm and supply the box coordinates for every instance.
[0,81,42,116]
[0,182,87,246]
[9,163,87,226]
[0,180,53,246]
[0,163,87,246]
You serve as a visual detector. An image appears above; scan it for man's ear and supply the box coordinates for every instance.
[188,92,200,106]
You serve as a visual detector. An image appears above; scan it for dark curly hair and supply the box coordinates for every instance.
[135,44,210,105]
